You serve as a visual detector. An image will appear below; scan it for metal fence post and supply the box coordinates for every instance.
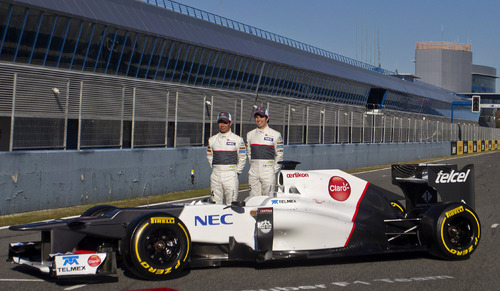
[233,99,237,133]
[336,110,340,144]
[382,116,386,143]
[399,117,402,142]
[321,109,325,144]
[174,91,179,148]
[408,118,410,142]
[77,81,83,150]
[9,73,17,152]
[350,111,353,144]
[283,104,287,142]
[131,87,136,149]
[120,86,125,149]
[362,112,365,143]
[202,94,207,146]
[287,105,291,145]
[209,95,214,137]
[165,90,170,147]
[63,80,70,150]
[305,106,309,144]
[240,99,244,137]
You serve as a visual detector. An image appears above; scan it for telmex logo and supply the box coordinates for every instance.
[435,169,471,184]
[195,214,233,226]
[328,176,351,201]
[63,256,79,266]
[286,173,309,178]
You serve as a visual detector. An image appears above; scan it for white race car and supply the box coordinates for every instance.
[8,162,481,280]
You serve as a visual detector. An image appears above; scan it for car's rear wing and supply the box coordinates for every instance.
[391,164,475,210]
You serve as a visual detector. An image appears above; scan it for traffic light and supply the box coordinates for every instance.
[472,95,480,113]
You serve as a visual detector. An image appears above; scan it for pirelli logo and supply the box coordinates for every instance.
[150,217,175,224]
[445,206,464,218]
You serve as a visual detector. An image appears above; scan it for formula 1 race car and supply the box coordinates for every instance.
[7,162,481,280]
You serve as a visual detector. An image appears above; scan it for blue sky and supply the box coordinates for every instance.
[177,0,500,90]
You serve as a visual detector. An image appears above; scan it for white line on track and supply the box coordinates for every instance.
[64,284,87,290]
[0,279,44,282]
[492,223,499,228]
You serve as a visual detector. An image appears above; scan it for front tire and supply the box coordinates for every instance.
[421,202,481,260]
[121,212,191,280]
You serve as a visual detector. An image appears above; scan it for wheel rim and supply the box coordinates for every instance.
[445,217,474,248]
[144,229,181,266]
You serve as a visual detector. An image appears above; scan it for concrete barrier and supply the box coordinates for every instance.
[0,142,450,215]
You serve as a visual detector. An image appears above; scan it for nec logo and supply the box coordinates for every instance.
[435,169,471,183]
[62,256,79,266]
[195,214,233,226]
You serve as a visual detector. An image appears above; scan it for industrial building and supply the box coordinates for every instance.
[415,41,497,94]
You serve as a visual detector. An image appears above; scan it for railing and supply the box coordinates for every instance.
[139,0,396,76]
[4,73,498,151]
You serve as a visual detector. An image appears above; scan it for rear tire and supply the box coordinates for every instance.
[421,202,481,260]
[121,212,191,280]
[390,200,406,218]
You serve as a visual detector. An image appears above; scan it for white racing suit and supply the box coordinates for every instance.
[207,131,246,204]
[246,126,284,196]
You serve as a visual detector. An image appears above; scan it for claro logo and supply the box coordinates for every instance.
[435,169,471,184]
[286,173,309,178]
[328,176,351,201]
[87,255,101,267]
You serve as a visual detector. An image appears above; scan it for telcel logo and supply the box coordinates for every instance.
[435,169,471,184]
[328,176,351,201]
[195,214,233,226]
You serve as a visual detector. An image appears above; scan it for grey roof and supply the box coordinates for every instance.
[10,0,466,103]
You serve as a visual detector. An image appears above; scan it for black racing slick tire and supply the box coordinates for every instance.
[421,202,481,260]
[81,205,117,217]
[121,212,191,280]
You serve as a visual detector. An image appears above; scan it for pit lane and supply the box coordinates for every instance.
[1,152,499,290]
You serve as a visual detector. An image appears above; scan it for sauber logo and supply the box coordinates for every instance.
[435,169,471,184]
[286,173,309,178]
[258,220,272,234]
[328,176,351,201]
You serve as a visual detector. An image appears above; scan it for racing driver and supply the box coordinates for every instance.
[207,112,247,204]
[246,106,284,196]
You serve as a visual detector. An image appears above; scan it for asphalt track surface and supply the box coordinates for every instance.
[1,152,499,291]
